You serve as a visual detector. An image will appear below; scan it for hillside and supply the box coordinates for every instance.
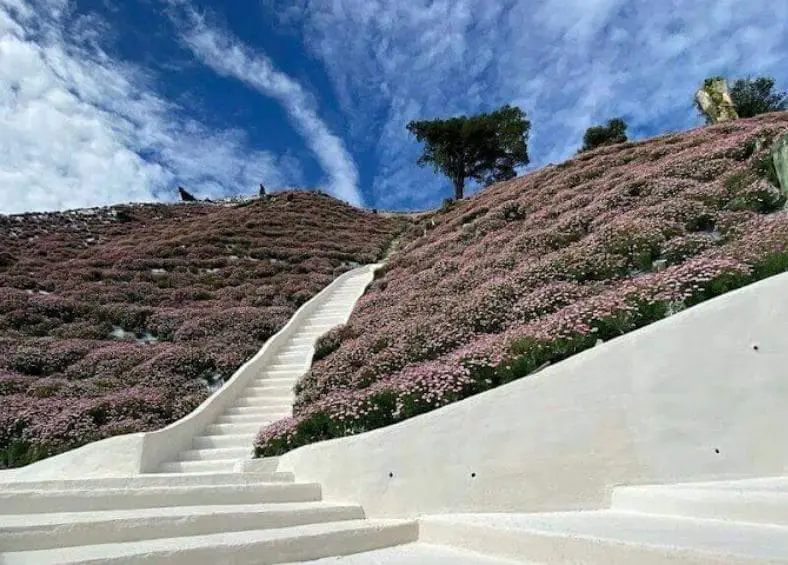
[0,191,405,468]
[257,112,788,456]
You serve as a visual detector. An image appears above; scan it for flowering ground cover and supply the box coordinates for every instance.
[256,112,788,457]
[0,191,404,468]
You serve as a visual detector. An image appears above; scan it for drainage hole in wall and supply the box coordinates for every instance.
[714,448,720,454]
[388,472,394,478]
[471,472,476,478]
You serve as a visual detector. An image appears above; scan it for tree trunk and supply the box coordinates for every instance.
[453,176,465,200]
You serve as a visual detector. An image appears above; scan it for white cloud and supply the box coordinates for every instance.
[268,0,788,210]
[0,0,298,215]
[170,5,363,206]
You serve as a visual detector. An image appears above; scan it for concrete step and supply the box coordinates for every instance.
[266,363,304,371]
[224,405,291,417]
[0,482,322,514]
[192,433,256,449]
[289,336,316,344]
[419,511,788,564]
[258,368,305,378]
[206,422,269,435]
[250,377,299,386]
[612,485,788,526]
[300,323,340,332]
[176,447,252,461]
[634,476,788,492]
[233,396,292,409]
[217,414,275,426]
[0,472,292,492]
[244,385,294,397]
[281,543,528,564]
[157,460,237,474]
[1,519,419,565]
[307,314,346,322]
[0,502,365,551]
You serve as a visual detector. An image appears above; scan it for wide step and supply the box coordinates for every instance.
[281,543,527,564]
[0,502,365,551]
[612,485,788,526]
[1,519,418,565]
[0,472,291,492]
[419,511,788,564]
[0,482,322,514]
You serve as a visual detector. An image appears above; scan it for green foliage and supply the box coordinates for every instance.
[579,117,628,153]
[730,76,788,118]
[406,105,531,200]
[696,75,787,124]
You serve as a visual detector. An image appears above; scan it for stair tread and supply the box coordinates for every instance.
[1,519,416,564]
[281,543,527,564]
[619,477,788,492]
[421,511,788,561]
[0,472,291,491]
[0,501,360,527]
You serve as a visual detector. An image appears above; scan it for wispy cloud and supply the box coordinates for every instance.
[168,4,363,206]
[267,0,788,210]
[0,0,297,215]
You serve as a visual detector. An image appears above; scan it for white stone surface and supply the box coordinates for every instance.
[1,519,418,565]
[280,543,528,564]
[278,272,788,517]
[419,510,788,564]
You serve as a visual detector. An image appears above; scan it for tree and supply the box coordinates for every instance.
[406,104,530,200]
[695,75,787,124]
[579,117,628,153]
[729,76,788,118]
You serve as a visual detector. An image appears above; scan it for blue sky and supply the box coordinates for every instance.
[1,0,787,214]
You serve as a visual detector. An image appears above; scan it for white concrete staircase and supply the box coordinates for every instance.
[417,475,788,563]
[0,469,419,563]
[155,273,373,474]
[3,265,788,563]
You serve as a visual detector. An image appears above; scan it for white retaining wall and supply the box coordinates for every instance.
[277,272,788,518]
[0,264,380,482]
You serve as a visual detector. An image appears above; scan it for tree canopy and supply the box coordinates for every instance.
[579,117,628,153]
[729,76,788,119]
[406,104,530,200]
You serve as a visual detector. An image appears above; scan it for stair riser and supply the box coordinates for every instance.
[0,472,292,492]
[206,423,273,435]
[216,414,275,424]
[243,388,294,397]
[232,397,292,409]
[158,460,236,474]
[0,484,322,514]
[611,489,788,526]
[0,506,365,552]
[225,406,291,416]
[419,520,754,565]
[177,448,252,461]
[192,435,256,448]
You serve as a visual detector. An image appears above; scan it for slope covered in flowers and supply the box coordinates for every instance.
[257,112,788,456]
[0,191,404,468]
